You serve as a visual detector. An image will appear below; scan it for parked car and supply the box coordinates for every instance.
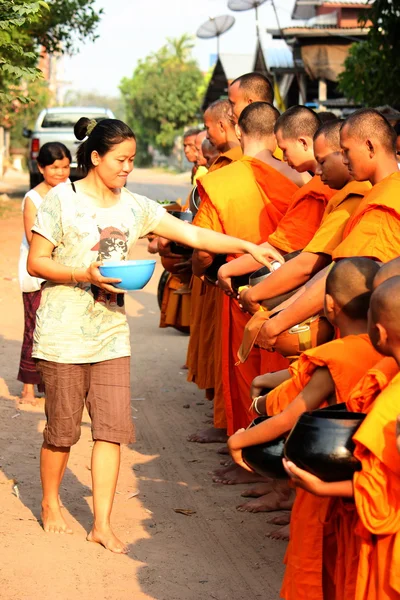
[23,106,115,188]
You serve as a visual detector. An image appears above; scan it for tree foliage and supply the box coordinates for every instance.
[120,35,204,165]
[338,0,400,107]
[0,0,102,122]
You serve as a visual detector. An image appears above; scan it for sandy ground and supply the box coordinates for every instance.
[0,169,285,600]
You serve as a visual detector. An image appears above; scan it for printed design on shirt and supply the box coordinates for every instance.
[90,225,130,307]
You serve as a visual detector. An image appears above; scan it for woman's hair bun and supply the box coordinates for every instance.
[74,117,92,141]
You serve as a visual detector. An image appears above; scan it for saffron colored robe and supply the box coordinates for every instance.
[279,334,383,600]
[186,147,242,409]
[196,156,297,434]
[351,370,400,600]
[268,175,334,253]
[324,357,399,600]
[304,180,372,256]
[332,171,400,263]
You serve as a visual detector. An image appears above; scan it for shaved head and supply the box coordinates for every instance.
[274,105,321,140]
[318,111,338,124]
[341,108,397,155]
[238,102,280,139]
[373,258,400,290]
[370,276,400,341]
[326,257,380,320]
[204,99,232,123]
[314,119,342,151]
[230,72,274,104]
[183,127,201,140]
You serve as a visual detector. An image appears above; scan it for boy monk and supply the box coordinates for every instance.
[228,258,383,600]
[255,108,400,353]
[284,275,400,600]
[233,119,371,314]
[191,103,303,453]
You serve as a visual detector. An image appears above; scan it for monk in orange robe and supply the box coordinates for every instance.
[256,108,400,353]
[228,258,383,600]
[159,131,209,333]
[192,103,306,452]
[232,118,370,315]
[186,100,242,428]
[284,274,400,600]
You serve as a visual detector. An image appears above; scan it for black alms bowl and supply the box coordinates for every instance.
[284,411,365,483]
[169,211,194,255]
[242,417,287,479]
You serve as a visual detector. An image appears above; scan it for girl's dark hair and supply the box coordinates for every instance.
[74,117,136,172]
[37,142,72,167]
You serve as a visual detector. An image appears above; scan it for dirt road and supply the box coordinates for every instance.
[0,169,285,600]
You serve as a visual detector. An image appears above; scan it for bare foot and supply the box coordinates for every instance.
[236,489,294,513]
[213,464,268,485]
[241,482,275,498]
[41,502,73,534]
[217,446,230,455]
[181,364,188,370]
[205,412,214,419]
[187,427,228,444]
[203,418,214,425]
[266,512,291,526]
[267,524,290,541]
[87,525,127,554]
[19,393,38,406]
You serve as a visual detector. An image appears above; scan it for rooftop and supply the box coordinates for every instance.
[292,0,372,20]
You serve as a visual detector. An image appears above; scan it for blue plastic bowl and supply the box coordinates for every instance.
[99,259,156,290]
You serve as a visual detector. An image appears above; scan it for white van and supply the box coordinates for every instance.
[24,106,115,187]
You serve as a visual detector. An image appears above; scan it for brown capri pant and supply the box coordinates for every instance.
[36,357,135,447]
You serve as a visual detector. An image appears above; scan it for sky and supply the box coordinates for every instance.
[60,0,297,99]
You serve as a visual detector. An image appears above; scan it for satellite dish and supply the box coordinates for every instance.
[196,15,236,55]
[228,0,269,42]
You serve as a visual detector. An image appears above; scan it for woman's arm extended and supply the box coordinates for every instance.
[153,212,284,270]
[28,233,124,294]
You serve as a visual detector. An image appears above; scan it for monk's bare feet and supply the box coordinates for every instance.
[267,523,290,541]
[187,427,228,444]
[241,482,274,498]
[205,411,214,419]
[87,525,127,554]
[266,512,291,526]
[41,502,72,534]
[217,445,230,455]
[213,464,268,485]
[236,488,294,512]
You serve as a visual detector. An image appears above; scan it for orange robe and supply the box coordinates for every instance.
[159,273,191,332]
[196,156,297,434]
[304,180,372,255]
[351,370,400,600]
[268,175,334,253]
[323,357,399,600]
[186,147,242,409]
[279,334,383,600]
[332,171,400,263]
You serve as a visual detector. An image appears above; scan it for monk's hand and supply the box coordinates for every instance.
[174,259,192,274]
[238,287,261,314]
[258,319,278,350]
[217,264,234,296]
[227,431,253,472]
[283,459,326,496]
[157,237,182,259]
[246,242,284,270]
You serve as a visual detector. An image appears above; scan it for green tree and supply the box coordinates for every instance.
[0,1,48,108]
[10,78,51,149]
[120,35,204,165]
[0,0,102,120]
[338,0,400,107]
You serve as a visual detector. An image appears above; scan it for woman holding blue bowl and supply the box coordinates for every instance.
[27,117,282,553]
